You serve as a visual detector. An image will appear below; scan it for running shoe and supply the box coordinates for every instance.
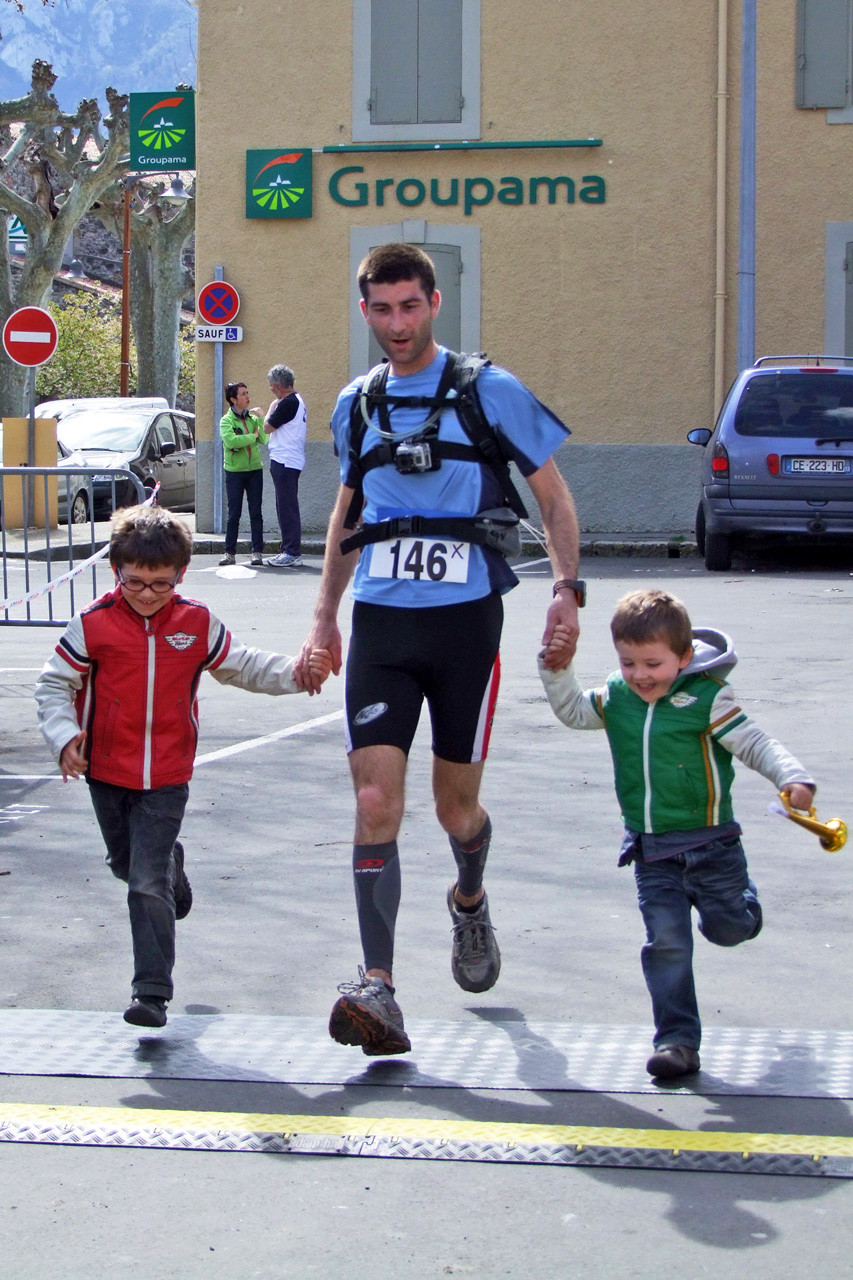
[447,884,501,992]
[329,967,411,1055]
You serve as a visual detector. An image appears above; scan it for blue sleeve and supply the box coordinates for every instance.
[475,365,570,476]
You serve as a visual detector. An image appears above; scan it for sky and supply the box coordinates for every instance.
[1,0,197,110]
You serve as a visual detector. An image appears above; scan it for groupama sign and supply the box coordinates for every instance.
[129,92,195,170]
[244,148,605,220]
[328,166,606,215]
[246,150,313,219]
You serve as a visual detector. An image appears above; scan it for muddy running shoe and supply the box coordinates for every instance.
[172,840,192,920]
[218,553,236,566]
[123,996,167,1028]
[447,884,501,993]
[329,967,411,1056]
[646,1044,701,1079]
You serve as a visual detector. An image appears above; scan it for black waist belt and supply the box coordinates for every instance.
[340,510,521,558]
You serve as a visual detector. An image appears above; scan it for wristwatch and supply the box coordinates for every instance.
[552,578,586,607]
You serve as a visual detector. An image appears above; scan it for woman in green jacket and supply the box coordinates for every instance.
[219,381,269,566]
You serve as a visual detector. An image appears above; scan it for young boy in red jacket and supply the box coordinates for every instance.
[35,505,331,1028]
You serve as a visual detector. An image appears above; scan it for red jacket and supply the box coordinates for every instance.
[35,586,299,790]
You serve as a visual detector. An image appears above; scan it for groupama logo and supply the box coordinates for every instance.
[128,91,195,170]
[137,96,187,152]
[246,150,313,219]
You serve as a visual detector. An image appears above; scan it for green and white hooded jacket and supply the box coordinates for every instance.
[539,628,813,835]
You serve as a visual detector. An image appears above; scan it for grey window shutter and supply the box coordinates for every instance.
[371,0,419,124]
[418,0,463,123]
[796,0,849,108]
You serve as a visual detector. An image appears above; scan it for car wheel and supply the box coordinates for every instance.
[704,528,732,571]
[695,503,706,557]
[70,491,89,524]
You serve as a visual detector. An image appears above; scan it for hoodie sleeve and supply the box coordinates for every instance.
[204,610,300,695]
[710,684,815,790]
[34,615,88,760]
[538,656,605,730]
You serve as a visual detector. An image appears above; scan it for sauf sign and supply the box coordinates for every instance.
[328,166,606,215]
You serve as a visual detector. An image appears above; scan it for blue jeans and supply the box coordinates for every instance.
[224,467,264,555]
[269,460,302,555]
[633,834,762,1049]
[88,779,189,1001]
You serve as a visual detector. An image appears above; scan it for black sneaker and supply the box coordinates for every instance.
[123,996,167,1028]
[447,883,501,992]
[646,1044,701,1079]
[329,968,411,1056]
[172,840,192,920]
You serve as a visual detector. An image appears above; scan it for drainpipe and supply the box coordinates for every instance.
[714,0,729,416]
[737,0,757,371]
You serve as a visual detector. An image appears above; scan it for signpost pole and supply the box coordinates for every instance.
[213,264,224,533]
[26,366,36,526]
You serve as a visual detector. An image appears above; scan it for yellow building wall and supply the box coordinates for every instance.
[195,1,853,463]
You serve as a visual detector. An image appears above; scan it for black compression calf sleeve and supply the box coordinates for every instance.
[449,816,492,897]
[352,841,401,974]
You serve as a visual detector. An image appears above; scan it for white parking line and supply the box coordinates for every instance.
[193,708,344,765]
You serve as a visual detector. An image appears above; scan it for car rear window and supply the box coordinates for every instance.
[734,373,853,438]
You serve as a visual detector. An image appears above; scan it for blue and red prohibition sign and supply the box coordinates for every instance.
[197,281,241,325]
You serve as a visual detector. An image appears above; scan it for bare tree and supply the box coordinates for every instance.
[93,174,195,405]
[1,60,196,412]
[0,60,129,413]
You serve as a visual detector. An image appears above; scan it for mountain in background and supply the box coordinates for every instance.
[1,0,197,110]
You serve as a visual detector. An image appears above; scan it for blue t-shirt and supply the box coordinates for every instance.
[331,348,570,607]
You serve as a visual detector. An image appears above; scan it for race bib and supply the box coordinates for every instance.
[368,536,470,583]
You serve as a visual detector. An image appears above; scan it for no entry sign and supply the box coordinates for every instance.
[197,281,241,325]
[2,306,58,367]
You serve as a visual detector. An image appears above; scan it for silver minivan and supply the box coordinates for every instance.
[688,357,853,569]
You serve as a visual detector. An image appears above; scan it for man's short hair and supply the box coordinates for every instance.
[109,505,192,571]
[267,364,295,388]
[611,590,693,657]
[357,242,436,301]
[225,381,246,406]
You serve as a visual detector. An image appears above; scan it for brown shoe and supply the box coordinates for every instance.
[646,1044,700,1079]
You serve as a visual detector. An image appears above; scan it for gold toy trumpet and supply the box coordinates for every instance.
[778,792,847,852]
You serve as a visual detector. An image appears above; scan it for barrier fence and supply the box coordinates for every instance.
[0,467,146,627]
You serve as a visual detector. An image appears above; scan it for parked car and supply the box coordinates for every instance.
[688,356,853,570]
[54,405,196,522]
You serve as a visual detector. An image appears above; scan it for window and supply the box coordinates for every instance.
[796,0,852,114]
[353,0,480,142]
[154,415,177,448]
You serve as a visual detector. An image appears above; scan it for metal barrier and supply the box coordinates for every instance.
[0,466,145,627]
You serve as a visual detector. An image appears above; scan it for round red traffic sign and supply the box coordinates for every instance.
[2,306,58,367]
[197,280,241,325]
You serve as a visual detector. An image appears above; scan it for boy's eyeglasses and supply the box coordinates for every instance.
[116,569,178,595]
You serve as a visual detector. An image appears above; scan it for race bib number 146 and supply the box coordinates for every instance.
[368,536,470,583]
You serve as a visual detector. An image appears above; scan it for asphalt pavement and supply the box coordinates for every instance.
[0,543,851,1279]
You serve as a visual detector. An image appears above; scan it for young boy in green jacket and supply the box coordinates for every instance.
[539,589,815,1080]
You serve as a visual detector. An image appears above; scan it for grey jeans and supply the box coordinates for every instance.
[88,778,189,1001]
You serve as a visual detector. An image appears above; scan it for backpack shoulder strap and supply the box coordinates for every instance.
[446,350,528,519]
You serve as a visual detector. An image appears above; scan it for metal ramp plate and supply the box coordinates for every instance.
[0,1010,851,1097]
[2,1101,853,1179]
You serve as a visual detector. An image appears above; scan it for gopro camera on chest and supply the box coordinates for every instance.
[393,440,439,474]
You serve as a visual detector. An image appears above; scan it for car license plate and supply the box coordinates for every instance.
[783,456,851,474]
